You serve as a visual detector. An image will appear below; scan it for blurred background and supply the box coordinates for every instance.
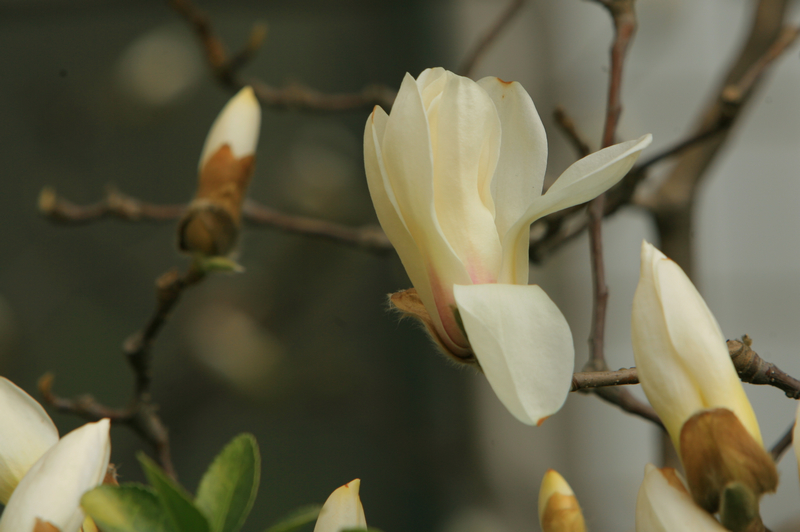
[1,0,799,530]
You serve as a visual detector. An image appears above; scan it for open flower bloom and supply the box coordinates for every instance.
[636,464,727,531]
[313,479,367,532]
[364,67,651,424]
[179,86,262,257]
[0,378,111,532]
[632,241,776,513]
[538,470,585,532]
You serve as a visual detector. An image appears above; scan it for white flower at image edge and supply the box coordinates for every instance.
[313,479,367,532]
[364,67,651,425]
[0,378,111,532]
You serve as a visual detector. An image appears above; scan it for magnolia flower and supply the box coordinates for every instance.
[364,67,651,424]
[313,479,367,532]
[538,470,585,532]
[636,464,727,532]
[179,86,261,257]
[631,241,776,513]
[0,377,111,532]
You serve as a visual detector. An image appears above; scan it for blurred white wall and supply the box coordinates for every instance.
[447,1,800,530]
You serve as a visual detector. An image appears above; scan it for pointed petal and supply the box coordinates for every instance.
[538,470,585,532]
[500,134,652,284]
[431,73,502,284]
[199,86,261,169]
[313,479,367,532]
[0,419,111,532]
[633,241,761,452]
[0,378,59,504]
[636,464,726,532]
[477,77,547,242]
[453,284,574,425]
[364,107,450,351]
[381,73,472,349]
[417,67,447,110]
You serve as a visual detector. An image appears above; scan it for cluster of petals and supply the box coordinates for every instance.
[0,377,110,532]
[364,67,651,424]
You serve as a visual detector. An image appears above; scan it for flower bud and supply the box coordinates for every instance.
[179,86,261,257]
[313,479,367,532]
[0,419,111,532]
[636,464,727,531]
[0,377,59,504]
[631,241,761,452]
[538,470,585,532]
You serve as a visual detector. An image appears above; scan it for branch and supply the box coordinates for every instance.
[39,264,207,479]
[458,0,526,77]
[585,0,637,372]
[554,106,591,158]
[38,187,393,253]
[769,422,794,462]
[169,0,396,111]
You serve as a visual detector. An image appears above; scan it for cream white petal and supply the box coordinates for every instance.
[364,107,448,348]
[652,243,761,447]
[431,72,502,284]
[313,479,367,532]
[417,67,447,110]
[794,403,800,482]
[477,77,547,286]
[199,86,261,169]
[636,464,726,532]
[500,134,651,284]
[382,73,472,343]
[453,284,574,425]
[632,242,704,449]
[0,377,59,504]
[0,419,111,532]
[476,77,547,243]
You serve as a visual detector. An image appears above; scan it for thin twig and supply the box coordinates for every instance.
[554,106,591,157]
[592,387,664,429]
[728,335,800,399]
[38,187,393,253]
[39,265,207,479]
[585,0,637,373]
[169,0,396,111]
[770,422,795,462]
[458,0,526,77]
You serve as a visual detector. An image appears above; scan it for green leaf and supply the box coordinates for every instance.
[263,505,322,532]
[139,452,210,532]
[81,484,172,532]
[195,433,261,532]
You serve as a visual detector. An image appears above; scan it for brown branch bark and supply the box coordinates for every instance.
[39,265,207,479]
[585,0,637,373]
[458,0,527,77]
[169,0,396,112]
[38,187,393,253]
[769,422,794,462]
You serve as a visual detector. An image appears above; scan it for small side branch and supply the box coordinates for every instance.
[458,0,526,77]
[39,265,207,479]
[769,422,794,462]
[169,0,396,111]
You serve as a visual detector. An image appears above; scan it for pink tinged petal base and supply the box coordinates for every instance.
[0,378,59,505]
[0,419,111,532]
[453,284,574,425]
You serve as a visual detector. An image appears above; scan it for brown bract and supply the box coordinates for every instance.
[541,493,586,532]
[680,408,778,514]
[389,288,477,366]
[33,519,60,532]
[178,144,255,257]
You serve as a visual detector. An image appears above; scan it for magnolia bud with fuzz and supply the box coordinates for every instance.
[179,86,261,257]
